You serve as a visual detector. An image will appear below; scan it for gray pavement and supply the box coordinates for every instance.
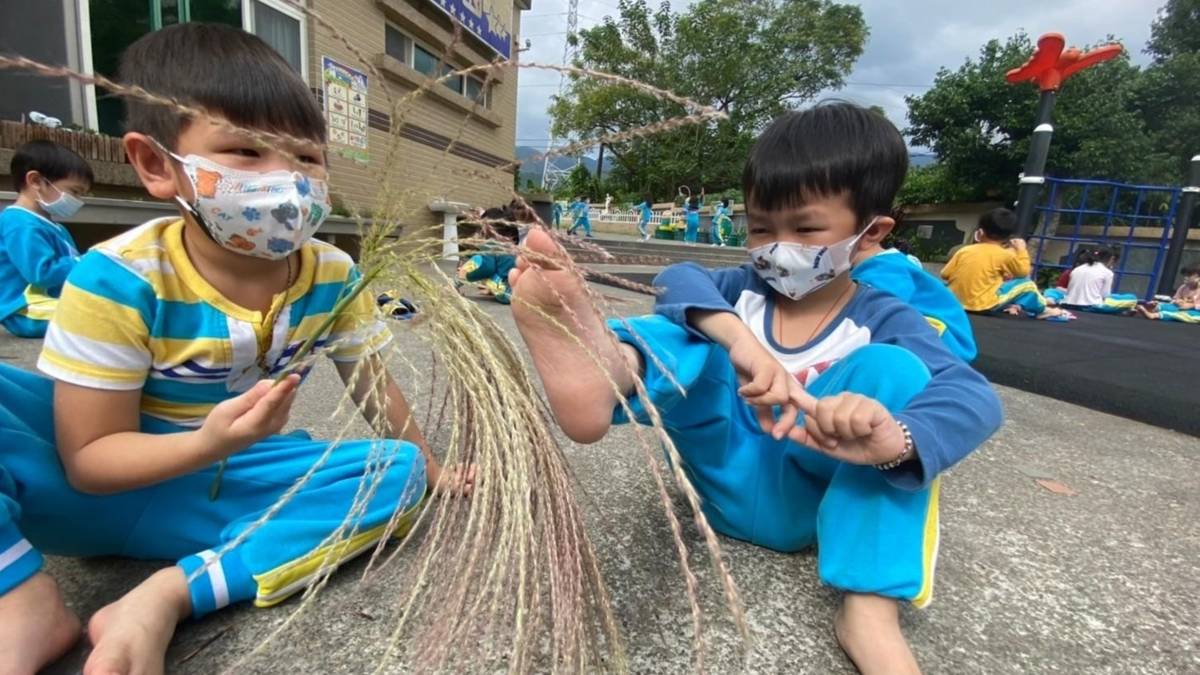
[1,285,1195,674]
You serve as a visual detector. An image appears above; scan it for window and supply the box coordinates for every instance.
[385,25,410,63]
[440,64,464,95]
[87,0,308,134]
[412,43,439,79]
[388,26,491,108]
[465,76,487,105]
[244,0,306,78]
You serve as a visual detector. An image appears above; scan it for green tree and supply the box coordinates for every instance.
[553,164,596,201]
[905,32,1170,204]
[549,0,866,200]
[1135,0,1200,179]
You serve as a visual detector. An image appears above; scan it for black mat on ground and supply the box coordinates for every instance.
[969,311,1198,437]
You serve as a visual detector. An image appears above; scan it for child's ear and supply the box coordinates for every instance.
[23,170,46,192]
[123,133,183,201]
[863,216,895,245]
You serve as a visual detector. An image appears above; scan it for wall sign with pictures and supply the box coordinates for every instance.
[322,56,370,164]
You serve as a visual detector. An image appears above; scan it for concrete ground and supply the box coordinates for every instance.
[2,284,1196,674]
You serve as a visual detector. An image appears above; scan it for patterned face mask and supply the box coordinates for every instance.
[163,146,330,260]
[748,218,877,301]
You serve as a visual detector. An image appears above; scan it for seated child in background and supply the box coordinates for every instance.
[0,24,468,675]
[1049,248,1091,295]
[853,235,977,362]
[0,140,92,338]
[1044,247,1136,313]
[1136,266,1200,323]
[458,205,522,304]
[510,103,1003,675]
[941,208,1070,321]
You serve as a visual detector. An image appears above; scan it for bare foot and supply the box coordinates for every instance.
[835,593,921,675]
[510,228,637,443]
[1134,305,1160,320]
[1003,305,1023,316]
[0,572,82,675]
[1036,306,1075,320]
[84,567,191,675]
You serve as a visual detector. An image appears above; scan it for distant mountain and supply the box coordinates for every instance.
[515,145,599,187]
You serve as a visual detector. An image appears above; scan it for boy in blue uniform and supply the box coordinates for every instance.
[510,103,1001,674]
[634,195,654,241]
[0,140,92,338]
[710,197,732,246]
[852,243,977,362]
[0,24,469,675]
[683,189,704,243]
[566,196,591,237]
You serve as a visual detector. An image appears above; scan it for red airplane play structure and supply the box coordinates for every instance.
[1005,32,1123,92]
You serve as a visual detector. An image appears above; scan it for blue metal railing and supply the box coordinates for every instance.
[1029,177,1181,298]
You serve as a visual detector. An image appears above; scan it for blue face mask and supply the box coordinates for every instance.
[37,183,85,221]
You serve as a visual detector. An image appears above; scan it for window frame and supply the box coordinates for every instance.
[385,23,491,109]
[79,0,310,131]
[242,0,309,84]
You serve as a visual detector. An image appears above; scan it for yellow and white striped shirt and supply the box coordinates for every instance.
[38,217,389,427]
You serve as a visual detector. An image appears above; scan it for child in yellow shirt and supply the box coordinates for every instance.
[941,208,1071,320]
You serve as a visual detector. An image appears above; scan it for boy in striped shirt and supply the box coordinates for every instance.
[0,24,468,675]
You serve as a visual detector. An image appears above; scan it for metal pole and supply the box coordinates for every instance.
[1014,90,1057,238]
[1158,154,1200,295]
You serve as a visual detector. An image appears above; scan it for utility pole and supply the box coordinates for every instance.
[1006,33,1122,237]
[1158,155,1200,295]
[540,0,579,191]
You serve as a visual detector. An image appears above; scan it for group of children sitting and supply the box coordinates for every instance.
[940,206,1199,326]
[15,19,1171,675]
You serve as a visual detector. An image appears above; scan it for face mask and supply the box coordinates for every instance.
[163,147,330,260]
[37,183,84,221]
[748,218,876,301]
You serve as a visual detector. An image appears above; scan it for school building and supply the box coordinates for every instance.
[0,0,531,250]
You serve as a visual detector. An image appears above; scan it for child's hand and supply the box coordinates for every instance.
[1009,238,1027,252]
[430,462,477,497]
[789,393,909,466]
[728,334,814,440]
[197,375,300,459]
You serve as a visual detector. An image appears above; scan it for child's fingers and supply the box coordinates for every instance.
[787,424,819,448]
[832,395,868,439]
[755,404,777,437]
[772,401,800,440]
[799,413,834,449]
[737,367,773,398]
[811,401,842,450]
[787,378,819,416]
[851,400,880,437]
[223,380,273,419]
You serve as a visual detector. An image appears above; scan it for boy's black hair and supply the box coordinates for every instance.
[742,102,908,226]
[977,208,1018,241]
[10,140,94,192]
[1182,265,1200,277]
[118,23,325,148]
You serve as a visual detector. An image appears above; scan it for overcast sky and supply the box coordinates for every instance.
[514,0,1164,155]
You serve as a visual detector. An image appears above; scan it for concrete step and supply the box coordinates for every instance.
[565,236,748,268]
